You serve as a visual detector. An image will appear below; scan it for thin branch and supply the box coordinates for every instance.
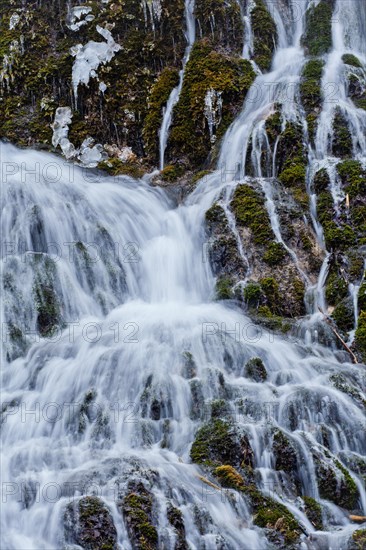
[318,307,359,364]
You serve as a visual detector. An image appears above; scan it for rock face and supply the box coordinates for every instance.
[64,496,118,550]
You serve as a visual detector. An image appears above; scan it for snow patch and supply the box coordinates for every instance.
[71,25,121,101]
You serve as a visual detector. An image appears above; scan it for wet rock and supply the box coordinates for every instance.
[167,505,188,550]
[244,357,267,382]
[190,419,252,469]
[303,496,323,530]
[64,496,118,550]
[181,351,197,379]
[120,481,158,550]
[316,458,359,510]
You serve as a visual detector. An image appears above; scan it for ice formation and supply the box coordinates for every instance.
[142,0,162,29]
[71,26,121,101]
[9,13,20,30]
[67,6,94,31]
[51,107,107,167]
[204,88,223,143]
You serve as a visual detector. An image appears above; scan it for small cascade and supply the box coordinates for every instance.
[158,0,195,170]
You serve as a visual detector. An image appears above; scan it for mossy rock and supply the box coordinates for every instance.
[332,108,353,158]
[160,164,185,182]
[331,298,355,334]
[300,59,324,115]
[277,123,306,188]
[351,529,366,550]
[244,357,267,382]
[190,419,245,468]
[303,496,323,530]
[263,242,288,266]
[337,160,366,200]
[167,505,187,550]
[121,481,158,550]
[194,0,243,53]
[342,54,363,68]
[168,39,255,169]
[355,311,366,362]
[214,465,246,490]
[143,67,180,160]
[251,0,277,71]
[64,496,118,550]
[213,466,301,545]
[231,184,274,245]
[243,282,263,309]
[272,431,298,478]
[316,459,359,510]
[301,0,334,56]
[325,270,349,306]
[215,276,234,300]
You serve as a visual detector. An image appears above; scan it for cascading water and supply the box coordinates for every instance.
[158,0,195,170]
[1,1,366,549]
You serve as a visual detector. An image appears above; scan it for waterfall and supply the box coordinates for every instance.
[1,1,366,549]
[158,0,195,170]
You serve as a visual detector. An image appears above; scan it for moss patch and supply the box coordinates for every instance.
[301,0,333,56]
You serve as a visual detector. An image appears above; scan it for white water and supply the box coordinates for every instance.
[158,0,195,170]
[1,0,366,548]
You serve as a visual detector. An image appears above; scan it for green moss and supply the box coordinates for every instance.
[166,505,187,550]
[331,299,354,333]
[168,39,255,169]
[215,276,234,300]
[303,497,323,530]
[121,483,158,550]
[358,281,366,311]
[98,159,146,179]
[256,306,291,333]
[329,373,365,407]
[214,465,246,490]
[251,490,301,545]
[317,459,359,509]
[244,357,267,382]
[277,123,306,189]
[302,0,333,56]
[190,419,240,467]
[65,496,118,550]
[211,399,231,419]
[337,160,366,199]
[279,163,306,187]
[263,242,288,266]
[273,430,297,476]
[231,184,274,245]
[243,282,262,308]
[213,467,301,544]
[143,67,180,160]
[355,310,366,362]
[332,108,353,158]
[300,59,324,115]
[251,0,277,71]
[352,530,366,550]
[265,109,282,145]
[192,170,212,185]
[325,270,348,305]
[160,164,185,182]
[194,0,243,53]
[342,54,363,68]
